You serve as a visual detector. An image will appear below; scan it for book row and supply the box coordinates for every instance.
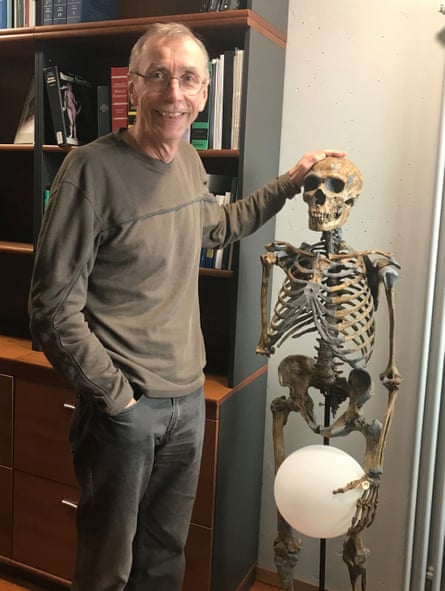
[0,0,117,28]
[200,175,238,270]
[32,56,244,150]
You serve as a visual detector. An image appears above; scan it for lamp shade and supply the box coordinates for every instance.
[274,444,365,539]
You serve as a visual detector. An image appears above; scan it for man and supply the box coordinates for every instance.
[29,22,345,591]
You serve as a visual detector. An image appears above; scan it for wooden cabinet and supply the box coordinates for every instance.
[0,373,13,558]
[0,340,267,590]
[0,1,288,589]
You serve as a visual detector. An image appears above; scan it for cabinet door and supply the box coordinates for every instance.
[0,373,13,468]
[13,471,78,581]
[14,378,77,486]
[0,465,12,558]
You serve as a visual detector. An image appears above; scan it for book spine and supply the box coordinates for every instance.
[219,0,240,9]
[66,0,117,23]
[14,0,25,26]
[66,0,80,22]
[41,0,53,24]
[111,66,129,131]
[6,0,12,26]
[43,65,67,145]
[0,0,6,28]
[97,84,111,137]
[190,62,212,150]
[52,0,66,24]
[222,49,234,149]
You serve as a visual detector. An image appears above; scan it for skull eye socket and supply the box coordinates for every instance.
[303,175,321,192]
[325,177,345,193]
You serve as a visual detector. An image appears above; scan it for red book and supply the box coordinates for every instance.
[111,66,129,131]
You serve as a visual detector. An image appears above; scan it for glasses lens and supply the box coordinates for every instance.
[180,74,201,95]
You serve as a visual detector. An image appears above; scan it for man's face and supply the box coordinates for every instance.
[129,36,208,148]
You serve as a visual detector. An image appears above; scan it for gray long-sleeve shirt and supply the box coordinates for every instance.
[29,130,298,414]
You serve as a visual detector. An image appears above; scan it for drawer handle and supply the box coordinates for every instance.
[63,403,76,411]
[61,499,78,510]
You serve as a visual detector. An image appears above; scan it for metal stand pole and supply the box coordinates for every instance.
[319,394,331,591]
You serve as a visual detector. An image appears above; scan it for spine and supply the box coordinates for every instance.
[43,65,67,146]
[52,0,66,24]
[111,66,129,131]
[66,0,117,23]
[41,0,53,24]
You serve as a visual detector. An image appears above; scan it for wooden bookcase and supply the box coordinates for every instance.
[0,2,288,589]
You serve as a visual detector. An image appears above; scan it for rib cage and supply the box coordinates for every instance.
[262,239,376,373]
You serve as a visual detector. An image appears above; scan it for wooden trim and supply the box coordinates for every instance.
[0,144,34,151]
[0,557,70,589]
[0,10,286,47]
[0,242,33,255]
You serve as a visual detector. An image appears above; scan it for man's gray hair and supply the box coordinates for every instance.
[129,22,210,81]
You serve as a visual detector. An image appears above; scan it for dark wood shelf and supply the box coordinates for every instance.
[0,144,34,151]
[0,242,33,255]
[0,10,286,48]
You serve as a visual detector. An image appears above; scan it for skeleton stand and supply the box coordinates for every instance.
[256,158,401,591]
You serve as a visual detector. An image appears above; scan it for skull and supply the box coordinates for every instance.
[302,157,363,232]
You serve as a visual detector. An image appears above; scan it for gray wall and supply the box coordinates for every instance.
[257,1,445,589]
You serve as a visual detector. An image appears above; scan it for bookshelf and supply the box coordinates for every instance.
[0,2,288,589]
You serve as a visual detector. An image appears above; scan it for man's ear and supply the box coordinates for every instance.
[128,77,138,108]
[198,87,208,112]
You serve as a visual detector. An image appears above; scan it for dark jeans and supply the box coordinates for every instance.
[69,387,205,591]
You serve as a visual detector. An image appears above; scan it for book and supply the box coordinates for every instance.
[66,0,117,24]
[0,0,7,27]
[52,0,66,24]
[14,76,35,144]
[231,47,244,149]
[14,0,24,26]
[111,66,129,131]
[208,54,223,149]
[96,84,111,136]
[44,65,96,146]
[219,0,240,9]
[206,174,238,269]
[190,61,213,150]
[221,49,234,149]
[207,0,219,10]
[41,0,53,24]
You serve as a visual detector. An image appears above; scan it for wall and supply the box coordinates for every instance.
[257,1,445,589]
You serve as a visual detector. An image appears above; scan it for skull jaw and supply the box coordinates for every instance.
[308,208,351,232]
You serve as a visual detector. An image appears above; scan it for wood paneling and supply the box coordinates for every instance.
[0,375,13,468]
[14,380,77,487]
[12,472,78,581]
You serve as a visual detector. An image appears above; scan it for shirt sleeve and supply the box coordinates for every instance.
[29,166,134,415]
[201,172,297,248]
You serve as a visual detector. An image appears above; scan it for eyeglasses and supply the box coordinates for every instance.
[130,69,206,96]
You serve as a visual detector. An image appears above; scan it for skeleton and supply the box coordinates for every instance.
[256,157,401,591]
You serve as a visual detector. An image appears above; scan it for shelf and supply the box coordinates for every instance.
[0,145,34,152]
[0,242,33,255]
[0,10,286,48]
[41,145,239,158]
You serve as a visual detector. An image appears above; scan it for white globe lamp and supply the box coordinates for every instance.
[274,444,366,539]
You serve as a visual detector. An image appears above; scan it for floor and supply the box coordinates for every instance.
[0,578,278,591]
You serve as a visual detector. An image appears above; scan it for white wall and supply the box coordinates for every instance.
[257,1,445,589]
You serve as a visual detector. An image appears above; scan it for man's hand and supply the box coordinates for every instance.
[288,149,347,190]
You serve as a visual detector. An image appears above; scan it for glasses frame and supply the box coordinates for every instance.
[130,70,206,96]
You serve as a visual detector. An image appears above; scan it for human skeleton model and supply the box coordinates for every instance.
[256,158,401,591]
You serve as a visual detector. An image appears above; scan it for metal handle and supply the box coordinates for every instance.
[63,403,76,410]
[61,499,78,510]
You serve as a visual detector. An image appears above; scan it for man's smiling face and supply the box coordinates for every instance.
[128,35,208,151]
